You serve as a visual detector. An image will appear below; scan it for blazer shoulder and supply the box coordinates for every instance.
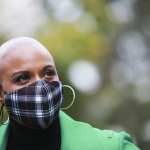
[60,111,140,150]
[93,128,140,150]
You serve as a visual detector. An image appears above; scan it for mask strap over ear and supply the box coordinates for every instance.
[61,85,75,110]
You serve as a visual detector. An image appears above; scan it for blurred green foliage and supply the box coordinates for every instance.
[38,23,110,65]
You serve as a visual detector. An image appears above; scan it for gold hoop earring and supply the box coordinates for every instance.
[61,85,75,110]
[0,104,9,126]
[0,103,4,125]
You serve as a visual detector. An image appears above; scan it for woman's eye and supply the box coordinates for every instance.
[44,69,56,78]
[13,74,30,84]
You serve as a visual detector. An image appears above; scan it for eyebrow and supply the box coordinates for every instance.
[42,65,55,70]
[11,71,29,79]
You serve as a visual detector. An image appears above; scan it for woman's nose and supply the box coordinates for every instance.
[35,75,41,81]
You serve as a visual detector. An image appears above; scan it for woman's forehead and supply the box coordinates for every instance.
[0,37,55,78]
[0,47,55,77]
[1,50,55,72]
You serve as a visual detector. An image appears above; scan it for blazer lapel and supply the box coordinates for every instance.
[0,123,9,150]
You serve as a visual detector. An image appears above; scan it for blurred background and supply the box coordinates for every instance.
[0,0,150,149]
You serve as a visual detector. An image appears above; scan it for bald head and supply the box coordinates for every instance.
[0,37,53,60]
[0,37,55,73]
[0,37,59,97]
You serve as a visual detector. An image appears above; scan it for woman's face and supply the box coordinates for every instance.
[0,44,59,102]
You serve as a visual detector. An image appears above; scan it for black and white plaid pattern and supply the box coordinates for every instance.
[5,80,63,129]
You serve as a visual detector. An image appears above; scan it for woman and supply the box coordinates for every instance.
[0,37,140,150]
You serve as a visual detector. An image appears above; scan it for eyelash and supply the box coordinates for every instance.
[13,69,56,84]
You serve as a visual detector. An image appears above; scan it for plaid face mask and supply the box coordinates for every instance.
[4,80,63,129]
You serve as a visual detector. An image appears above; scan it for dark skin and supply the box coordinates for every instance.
[0,37,59,104]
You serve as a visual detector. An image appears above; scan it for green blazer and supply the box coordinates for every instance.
[0,111,140,150]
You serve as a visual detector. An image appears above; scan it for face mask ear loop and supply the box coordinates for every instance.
[61,85,75,110]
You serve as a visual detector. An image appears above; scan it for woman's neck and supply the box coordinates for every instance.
[6,117,61,150]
